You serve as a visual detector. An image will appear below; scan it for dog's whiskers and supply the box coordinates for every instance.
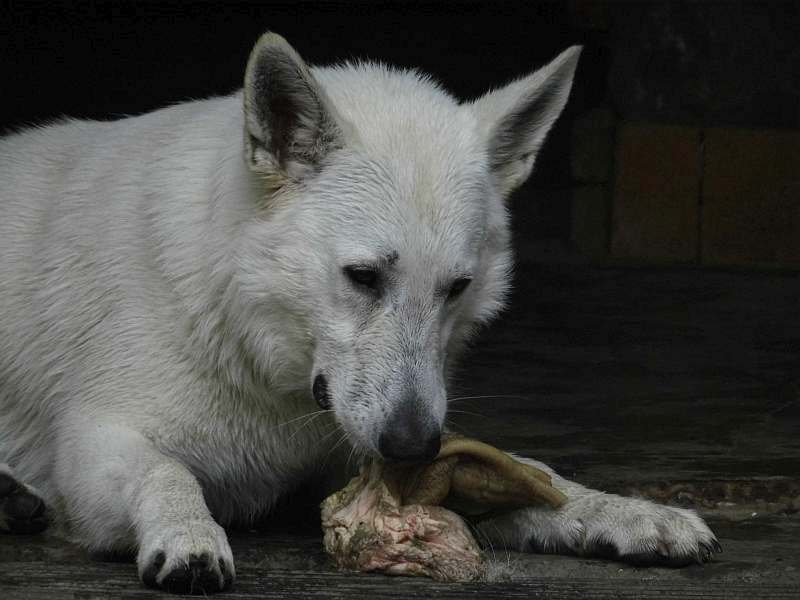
[317,423,344,446]
[284,410,334,443]
[447,408,489,419]
[344,444,364,475]
[448,394,530,404]
[321,431,351,470]
[275,409,331,429]
[444,418,465,433]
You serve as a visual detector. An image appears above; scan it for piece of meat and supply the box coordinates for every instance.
[320,435,566,582]
[321,461,485,581]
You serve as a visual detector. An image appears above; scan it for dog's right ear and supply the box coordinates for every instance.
[243,33,345,183]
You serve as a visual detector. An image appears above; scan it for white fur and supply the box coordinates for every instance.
[0,33,715,589]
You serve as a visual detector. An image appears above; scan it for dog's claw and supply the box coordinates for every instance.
[143,551,231,595]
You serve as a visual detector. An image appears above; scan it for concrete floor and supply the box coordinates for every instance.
[1,264,799,597]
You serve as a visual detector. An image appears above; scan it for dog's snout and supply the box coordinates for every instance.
[378,403,441,462]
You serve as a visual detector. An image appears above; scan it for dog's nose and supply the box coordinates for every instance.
[378,403,441,462]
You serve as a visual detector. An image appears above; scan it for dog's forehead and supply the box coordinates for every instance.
[314,62,481,150]
[313,64,492,263]
[311,149,490,267]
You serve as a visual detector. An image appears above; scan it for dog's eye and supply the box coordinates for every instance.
[344,266,380,292]
[447,277,472,301]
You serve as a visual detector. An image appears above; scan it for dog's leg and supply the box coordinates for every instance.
[0,462,48,534]
[56,425,234,594]
[474,456,721,566]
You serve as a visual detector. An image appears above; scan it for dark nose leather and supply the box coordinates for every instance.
[378,402,441,462]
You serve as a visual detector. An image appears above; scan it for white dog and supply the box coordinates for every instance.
[0,33,719,593]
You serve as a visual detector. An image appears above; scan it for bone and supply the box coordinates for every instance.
[402,435,567,510]
[321,435,567,582]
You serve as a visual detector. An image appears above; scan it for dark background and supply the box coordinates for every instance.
[2,1,798,265]
[0,0,589,247]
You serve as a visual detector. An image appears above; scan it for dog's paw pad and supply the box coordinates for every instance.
[139,522,235,595]
[0,470,49,535]
[143,551,232,595]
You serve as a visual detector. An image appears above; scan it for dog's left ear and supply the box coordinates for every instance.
[469,46,582,197]
[243,32,347,183]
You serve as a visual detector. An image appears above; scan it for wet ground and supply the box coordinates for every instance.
[1,263,799,598]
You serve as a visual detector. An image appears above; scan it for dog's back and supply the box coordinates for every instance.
[0,98,251,499]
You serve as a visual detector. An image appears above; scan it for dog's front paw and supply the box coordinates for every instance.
[535,494,721,566]
[138,520,235,594]
[0,466,48,535]
[479,492,721,567]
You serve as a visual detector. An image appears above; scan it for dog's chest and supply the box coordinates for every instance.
[154,390,340,512]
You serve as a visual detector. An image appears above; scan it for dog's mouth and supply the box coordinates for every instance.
[311,370,444,461]
[312,373,331,409]
[311,371,381,458]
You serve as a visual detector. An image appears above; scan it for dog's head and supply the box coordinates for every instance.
[236,33,579,460]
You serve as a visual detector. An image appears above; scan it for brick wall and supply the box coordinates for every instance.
[572,118,800,268]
